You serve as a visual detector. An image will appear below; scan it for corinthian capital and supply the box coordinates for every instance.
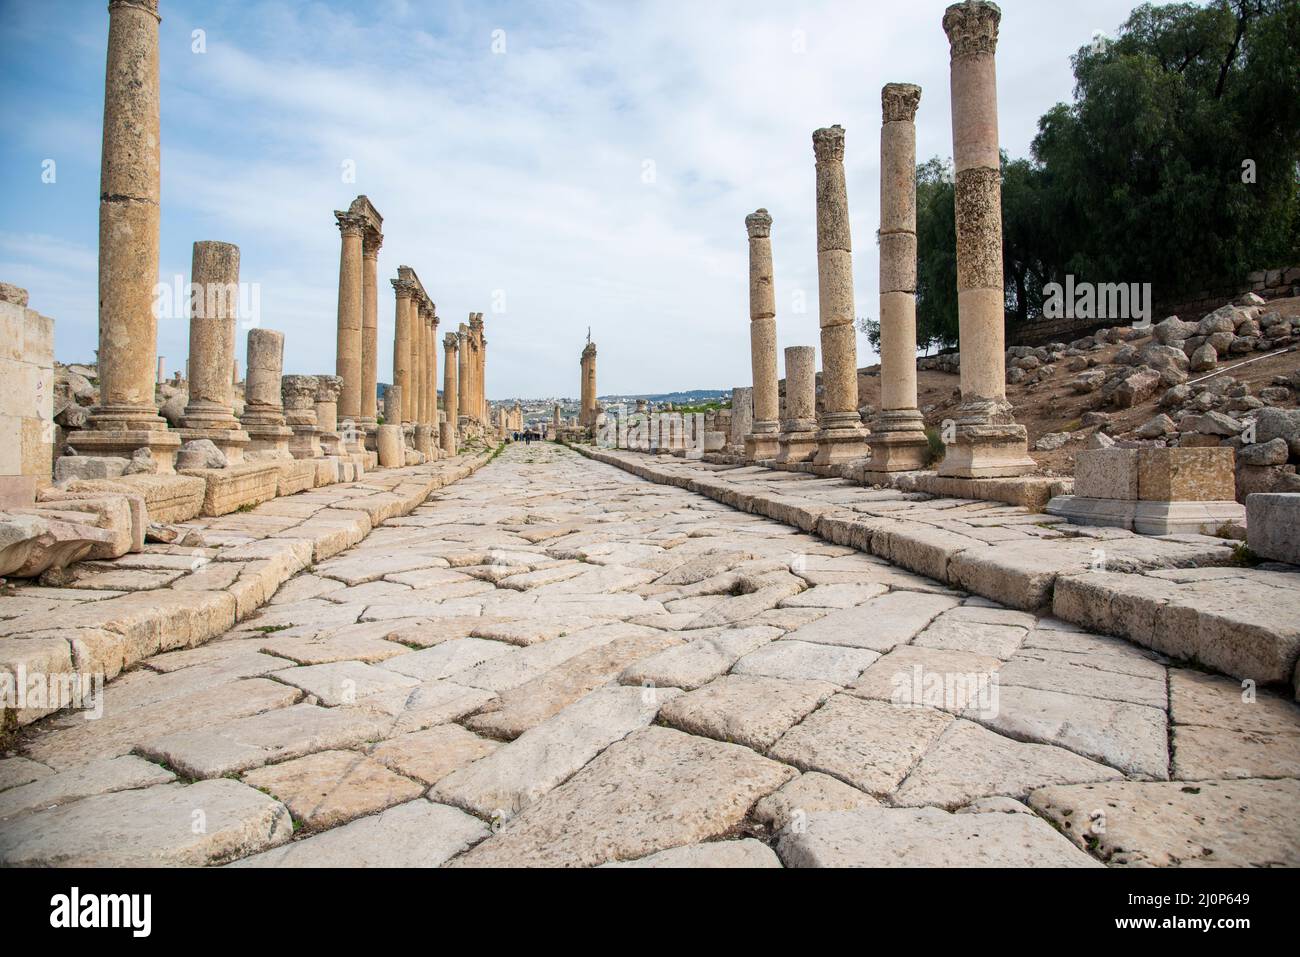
[943,1,1001,60]
[334,212,365,237]
[444,332,459,351]
[745,209,772,240]
[882,83,922,123]
[813,125,846,164]
[391,278,415,299]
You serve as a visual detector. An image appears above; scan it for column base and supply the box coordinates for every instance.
[937,423,1036,479]
[1046,495,1245,536]
[813,422,868,466]
[866,416,932,472]
[776,429,818,465]
[744,433,780,461]
[289,430,323,460]
[177,427,251,465]
[244,421,294,460]
[66,428,182,474]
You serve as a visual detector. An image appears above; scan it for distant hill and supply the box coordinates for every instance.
[600,389,731,405]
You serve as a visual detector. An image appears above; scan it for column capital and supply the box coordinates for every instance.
[362,231,383,258]
[745,208,772,239]
[314,374,344,402]
[109,0,161,21]
[444,332,459,351]
[813,125,846,164]
[882,83,922,123]
[334,211,366,237]
[391,278,415,299]
[943,1,1001,60]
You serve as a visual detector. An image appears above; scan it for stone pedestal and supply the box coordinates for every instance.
[937,1,1033,479]
[811,127,868,465]
[178,241,250,463]
[729,387,753,457]
[778,346,819,464]
[744,210,781,461]
[80,0,180,472]
[871,84,931,473]
[376,424,403,468]
[282,375,321,460]
[241,328,294,458]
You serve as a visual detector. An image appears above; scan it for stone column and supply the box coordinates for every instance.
[412,307,431,456]
[334,212,364,450]
[282,375,321,459]
[479,334,488,423]
[413,304,426,427]
[441,332,459,455]
[80,0,180,470]
[553,404,561,434]
[470,314,485,421]
[428,310,439,447]
[778,346,819,464]
[938,0,1033,478]
[811,126,868,466]
[360,233,381,434]
[743,210,780,461]
[871,83,932,472]
[728,387,752,456]
[314,375,343,456]
[580,342,597,430]
[391,279,413,427]
[457,324,471,431]
[178,241,250,462]
[241,328,293,459]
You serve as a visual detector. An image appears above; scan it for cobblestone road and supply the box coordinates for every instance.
[2,443,1297,867]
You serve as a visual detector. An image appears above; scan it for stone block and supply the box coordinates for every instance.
[63,473,206,524]
[179,462,280,516]
[1247,493,1300,565]
[1137,447,1236,502]
[1073,448,1138,501]
[273,459,317,496]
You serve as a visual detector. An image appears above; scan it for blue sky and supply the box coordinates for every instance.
[0,0,1139,399]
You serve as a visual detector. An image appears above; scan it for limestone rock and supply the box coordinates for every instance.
[600,839,781,868]
[176,438,228,470]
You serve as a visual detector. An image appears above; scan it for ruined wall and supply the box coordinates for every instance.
[0,283,54,506]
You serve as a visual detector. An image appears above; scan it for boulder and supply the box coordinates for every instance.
[1159,385,1192,409]
[1178,411,1243,437]
[1237,438,1290,467]
[1135,414,1177,439]
[123,447,157,475]
[1152,316,1195,344]
[1139,343,1190,374]
[1197,311,1236,336]
[1034,433,1070,452]
[1071,370,1107,394]
[176,439,228,471]
[1111,368,1162,409]
[55,455,128,484]
[1256,407,1300,455]
[158,393,188,427]
[1188,343,1218,372]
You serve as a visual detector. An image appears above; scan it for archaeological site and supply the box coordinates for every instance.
[1,0,1297,919]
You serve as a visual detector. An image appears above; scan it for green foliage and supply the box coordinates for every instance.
[913,0,1300,349]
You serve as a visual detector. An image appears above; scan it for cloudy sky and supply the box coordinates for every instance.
[0,0,1139,400]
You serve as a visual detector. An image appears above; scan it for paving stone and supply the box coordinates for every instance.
[469,616,602,647]
[1171,725,1300,780]
[255,626,412,665]
[242,750,424,830]
[659,675,836,751]
[600,839,781,868]
[451,623,629,692]
[892,719,1123,810]
[849,645,1003,712]
[769,694,952,796]
[997,651,1167,709]
[776,806,1100,868]
[434,685,677,819]
[465,625,681,739]
[732,640,879,686]
[136,703,390,779]
[784,591,961,652]
[378,638,515,682]
[1168,668,1300,735]
[0,757,54,793]
[1028,778,1300,867]
[229,800,487,867]
[452,726,796,867]
[275,660,420,706]
[973,685,1169,780]
[752,772,880,830]
[0,779,292,866]
[368,725,501,786]
[913,617,1028,659]
[0,754,174,820]
[778,583,889,609]
[349,680,496,735]
[620,626,781,690]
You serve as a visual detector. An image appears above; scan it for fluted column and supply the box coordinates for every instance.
[811,125,868,466]
[359,234,381,432]
[777,346,819,464]
[80,0,180,469]
[334,212,364,448]
[442,332,459,455]
[871,83,932,472]
[939,0,1033,477]
[743,209,780,462]
[391,279,413,426]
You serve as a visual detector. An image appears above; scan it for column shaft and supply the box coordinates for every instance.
[392,281,413,425]
[334,215,364,438]
[777,345,818,464]
[743,210,780,461]
[360,242,380,428]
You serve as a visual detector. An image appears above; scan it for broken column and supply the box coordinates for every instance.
[937,0,1033,478]
[870,83,931,472]
[729,387,753,457]
[778,346,819,464]
[442,331,459,455]
[177,241,250,463]
[811,126,868,466]
[744,209,780,461]
[580,340,597,431]
[376,385,403,468]
[314,375,344,457]
[282,375,321,460]
[241,328,294,459]
[78,0,180,471]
